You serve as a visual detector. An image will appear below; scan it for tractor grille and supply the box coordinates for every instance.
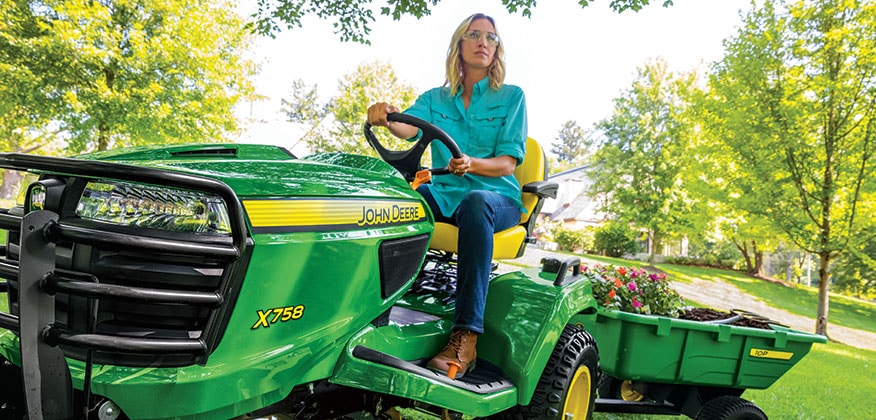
[378,234,431,299]
[4,236,240,367]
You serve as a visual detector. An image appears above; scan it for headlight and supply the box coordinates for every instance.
[75,181,232,235]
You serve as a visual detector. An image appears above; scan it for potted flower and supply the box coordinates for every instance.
[584,264,685,317]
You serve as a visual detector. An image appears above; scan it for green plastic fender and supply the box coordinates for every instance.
[479,267,598,406]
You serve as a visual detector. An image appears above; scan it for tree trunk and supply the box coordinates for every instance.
[752,243,764,277]
[648,230,657,266]
[0,170,23,199]
[98,121,110,151]
[735,240,754,272]
[815,252,831,336]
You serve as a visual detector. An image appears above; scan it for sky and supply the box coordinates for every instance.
[237,0,755,156]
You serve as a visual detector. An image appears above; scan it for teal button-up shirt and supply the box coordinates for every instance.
[404,77,528,217]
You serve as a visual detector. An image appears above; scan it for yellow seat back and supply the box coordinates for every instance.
[429,137,548,260]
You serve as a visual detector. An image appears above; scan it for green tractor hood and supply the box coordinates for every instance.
[76,143,417,200]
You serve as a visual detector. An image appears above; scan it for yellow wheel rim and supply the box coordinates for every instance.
[620,380,645,402]
[562,365,592,417]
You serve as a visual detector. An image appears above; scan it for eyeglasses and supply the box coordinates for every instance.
[462,30,500,46]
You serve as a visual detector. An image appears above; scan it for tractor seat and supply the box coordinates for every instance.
[428,137,559,260]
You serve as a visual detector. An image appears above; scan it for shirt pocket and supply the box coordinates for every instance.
[468,105,509,157]
[430,103,462,126]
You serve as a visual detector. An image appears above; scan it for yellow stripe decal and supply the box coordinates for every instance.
[244,199,427,230]
[749,348,794,360]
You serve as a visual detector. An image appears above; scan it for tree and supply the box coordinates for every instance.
[551,120,589,163]
[249,0,674,42]
[589,58,700,266]
[280,79,330,152]
[0,1,67,197]
[706,0,876,336]
[2,0,256,154]
[286,61,418,156]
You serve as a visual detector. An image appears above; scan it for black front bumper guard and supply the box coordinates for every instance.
[0,153,249,419]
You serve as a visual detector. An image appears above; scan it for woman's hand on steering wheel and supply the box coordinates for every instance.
[366,102,400,128]
[363,112,463,182]
[448,155,472,177]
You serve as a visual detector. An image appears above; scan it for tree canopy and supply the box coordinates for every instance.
[589,58,701,265]
[249,0,674,42]
[282,61,418,156]
[0,0,257,155]
[703,0,876,335]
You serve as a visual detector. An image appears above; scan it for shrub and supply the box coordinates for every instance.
[592,222,637,257]
[550,224,590,252]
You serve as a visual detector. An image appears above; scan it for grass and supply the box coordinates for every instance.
[743,342,876,419]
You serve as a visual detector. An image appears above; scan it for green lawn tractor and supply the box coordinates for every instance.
[0,114,824,420]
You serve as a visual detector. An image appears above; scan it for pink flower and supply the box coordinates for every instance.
[632,297,642,308]
[648,274,660,282]
[627,282,637,292]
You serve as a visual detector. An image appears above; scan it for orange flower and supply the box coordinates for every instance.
[614,278,623,288]
[608,290,616,299]
[618,267,627,276]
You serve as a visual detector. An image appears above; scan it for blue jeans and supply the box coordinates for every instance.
[418,186,520,334]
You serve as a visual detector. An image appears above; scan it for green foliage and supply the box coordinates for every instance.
[284,61,418,156]
[832,229,876,299]
[585,263,685,317]
[592,221,637,257]
[550,120,589,163]
[705,0,876,258]
[248,0,672,42]
[589,58,704,264]
[327,61,418,156]
[702,0,876,334]
[549,224,593,252]
[1,0,256,154]
[664,255,736,270]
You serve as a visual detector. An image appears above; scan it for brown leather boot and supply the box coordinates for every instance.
[427,329,478,378]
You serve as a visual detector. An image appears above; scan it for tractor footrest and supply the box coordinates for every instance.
[351,346,514,394]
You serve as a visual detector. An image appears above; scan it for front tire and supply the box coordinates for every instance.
[502,325,598,419]
[695,395,767,420]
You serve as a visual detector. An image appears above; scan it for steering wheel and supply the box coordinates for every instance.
[364,113,463,182]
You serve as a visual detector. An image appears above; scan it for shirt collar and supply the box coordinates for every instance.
[473,76,490,95]
[454,76,491,97]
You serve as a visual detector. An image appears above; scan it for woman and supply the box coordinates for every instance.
[367,12,527,378]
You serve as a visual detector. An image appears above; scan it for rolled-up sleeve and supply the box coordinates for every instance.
[495,86,527,166]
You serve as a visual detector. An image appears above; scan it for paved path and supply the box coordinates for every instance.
[498,247,876,353]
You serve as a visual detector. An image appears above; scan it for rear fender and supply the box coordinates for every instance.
[480,260,598,406]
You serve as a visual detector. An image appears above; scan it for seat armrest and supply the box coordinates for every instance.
[522,181,559,199]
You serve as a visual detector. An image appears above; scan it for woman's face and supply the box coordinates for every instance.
[460,18,498,72]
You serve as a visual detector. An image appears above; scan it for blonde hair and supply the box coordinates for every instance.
[444,13,506,96]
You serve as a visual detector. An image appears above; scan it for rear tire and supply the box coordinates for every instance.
[499,325,598,419]
[695,395,767,420]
